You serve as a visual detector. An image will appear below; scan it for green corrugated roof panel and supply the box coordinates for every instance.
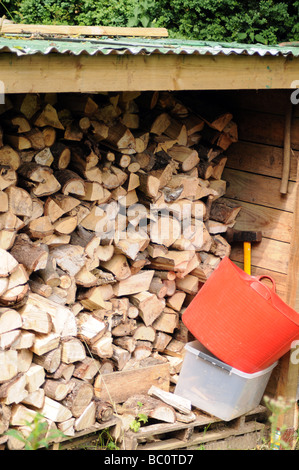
[0,35,299,57]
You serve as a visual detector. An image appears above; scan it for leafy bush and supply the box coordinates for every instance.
[1,0,299,45]
[153,0,299,44]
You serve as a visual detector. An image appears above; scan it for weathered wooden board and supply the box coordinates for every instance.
[223,169,296,212]
[231,110,299,150]
[230,237,289,275]
[226,141,299,181]
[94,363,170,404]
[226,198,293,243]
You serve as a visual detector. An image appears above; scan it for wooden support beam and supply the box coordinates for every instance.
[275,159,299,448]
[0,53,299,94]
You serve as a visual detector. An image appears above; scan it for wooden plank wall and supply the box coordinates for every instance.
[211,89,299,302]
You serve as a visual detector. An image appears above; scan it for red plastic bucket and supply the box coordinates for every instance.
[182,257,299,373]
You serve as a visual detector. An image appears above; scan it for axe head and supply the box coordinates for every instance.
[225,228,262,244]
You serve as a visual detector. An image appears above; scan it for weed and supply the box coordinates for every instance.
[5,412,65,450]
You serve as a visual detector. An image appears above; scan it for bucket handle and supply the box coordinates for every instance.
[197,350,232,374]
[250,275,276,301]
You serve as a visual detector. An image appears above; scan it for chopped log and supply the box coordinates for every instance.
[95,399,114,422]
[0,165,17,191]
[123,394,176,424]
[62,378,93,418]
[42,126,56,147]
[0,403,11,435]
[64,120,83,142]
[50,244,86,277]
[94,362,170,404]
[5,186,32,217]
[105,122,136,152]
[112,345,131,371]
[91,332,114,359]
[113,270,155,297]
[57,418,75,437]
[101,254,131,281]
[148,385,192,414]
[50,363,75,382]
[130,292,165,326]
[61,94,98,116]
[0,350,18,383]
[9,403,38,426]
[10,234,49,273]
[54,169,86,197]
[61,337,86,364]
[166,291,186,312]
[22,388,45,410]
[11,331,35,351]
[74,400,96,432]
[78,284,114,310]
[39,396,72,423]
[167,145,200,172]
[3,114,31,134]
[149,276,168,299]
[18,162,61,197]
[112,319,137,338]
[152,331,172,352]
[73,357,100,381]
[0,248,18,278]
[43,379,70,401]
[34,103,64,130]
[164,118,188,146]
[30,332,60,356]
[27,216,54,239]
[153,307,179,334]
[0,145,20,170]
[150,113,171,135]
[25,363,45,393]
[33,346,62,374]
[19,301,53,333]
[210,198,242,225]
[76,313,107,345]
[51,142,71,170]
[0,308,22,334]
[34,147,54,166]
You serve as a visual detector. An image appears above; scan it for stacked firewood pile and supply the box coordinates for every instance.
[0,90,240,448]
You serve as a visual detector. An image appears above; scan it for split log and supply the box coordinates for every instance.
[123,394,176,424]
[54,169,85,197]
[10,234,49,273]
[61,378,93,418]
[95,399,114,422]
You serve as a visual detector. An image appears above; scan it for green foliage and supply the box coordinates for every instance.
[129,413,148,433]
[1,0,299,45]
[127,0,157,28]
[263,396,297,450]
[153,0,299,44]
[0,0,21,21]
[5,412,65,450]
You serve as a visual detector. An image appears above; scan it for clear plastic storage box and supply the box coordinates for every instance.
[175,341,277,421]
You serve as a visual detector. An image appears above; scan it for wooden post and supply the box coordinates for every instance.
[275,157,299,448]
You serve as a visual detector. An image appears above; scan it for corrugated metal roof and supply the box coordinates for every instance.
[0,35,299,58]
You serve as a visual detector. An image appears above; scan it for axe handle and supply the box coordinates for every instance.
[280,101,293,195]
[244,242,251,275]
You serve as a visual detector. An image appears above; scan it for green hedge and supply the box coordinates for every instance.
[1,0,299,45]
